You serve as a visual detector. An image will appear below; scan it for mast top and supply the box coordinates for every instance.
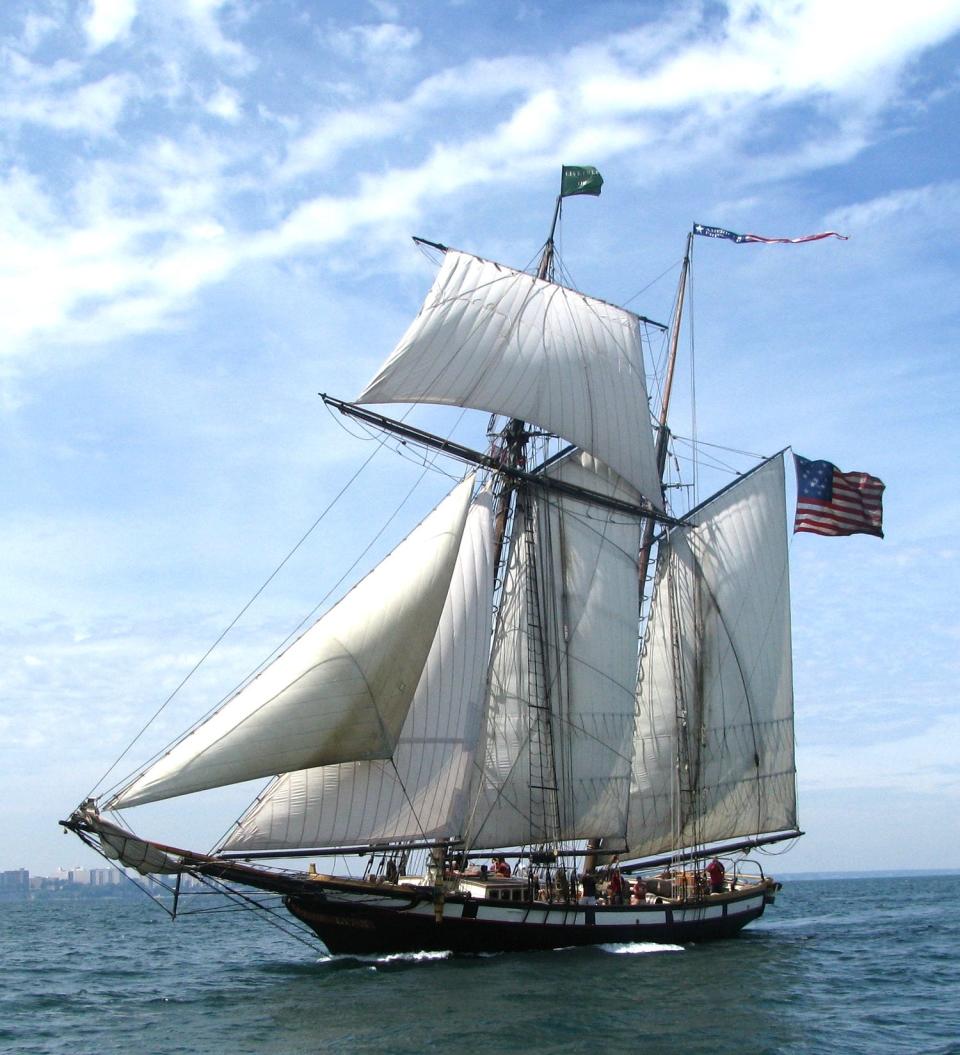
[540,164,605,282]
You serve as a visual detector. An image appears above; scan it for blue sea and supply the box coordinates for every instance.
[2,872,958,1055]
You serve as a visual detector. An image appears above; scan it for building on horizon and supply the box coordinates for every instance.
[1,869,30,897]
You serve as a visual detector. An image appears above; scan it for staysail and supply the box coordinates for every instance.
[627,455,796,859]
[108,476,476,809]
[357,250,663,508]
[221,488,496,851]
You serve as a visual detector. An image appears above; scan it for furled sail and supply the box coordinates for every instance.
[626,455,796,859]
[357,250,663,508]
[220,489,496,852]
[108,477,476,810]
[465,452,642,850]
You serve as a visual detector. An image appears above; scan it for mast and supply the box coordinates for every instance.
[637,231,692,597]
[584,232,693,877]
[490,189,562,570]
[509,187,565,851]
[483,175,580,864]
[645,234,704,869]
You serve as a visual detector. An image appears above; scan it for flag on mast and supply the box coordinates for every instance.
[693,223,848,244]
[793,455,884,538]
[561,166,603,197]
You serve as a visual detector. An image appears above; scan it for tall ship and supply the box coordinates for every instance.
[65,170,805,955]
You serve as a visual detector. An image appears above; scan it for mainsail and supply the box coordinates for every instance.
[357,250,663,508]
[627,455,796,860]
[108,476,476,809]
[465,451,642,850]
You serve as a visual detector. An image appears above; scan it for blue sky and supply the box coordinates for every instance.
[3,0,959,876]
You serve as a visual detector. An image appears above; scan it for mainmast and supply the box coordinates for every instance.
[585,231,692,877]
[488,180,570,855]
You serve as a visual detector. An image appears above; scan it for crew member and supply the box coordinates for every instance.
[706,857,725,893]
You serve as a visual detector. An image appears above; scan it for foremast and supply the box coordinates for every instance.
[481,185,576,868]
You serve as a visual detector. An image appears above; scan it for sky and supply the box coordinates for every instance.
[2,0,959,878]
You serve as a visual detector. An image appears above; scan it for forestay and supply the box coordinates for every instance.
[357,250,663,508]
[108,477,476,810]
[627,456,796,859]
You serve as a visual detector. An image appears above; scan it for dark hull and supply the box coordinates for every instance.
[61,811,775,957]
[284,884,772,956]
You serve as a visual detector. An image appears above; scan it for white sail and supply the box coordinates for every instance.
[221,490,496,851]
[357,250,663,507]
[465,452,641,849]
[461,485,531,850]
[627,456,796,859]
[109,476,476,809]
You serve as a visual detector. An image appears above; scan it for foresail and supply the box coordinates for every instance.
[540,454,641,841]
[627,455,796,859]
[108,476,476,810]
[465,452,641,850]
[220,490,496,852]
[357,250,663,508]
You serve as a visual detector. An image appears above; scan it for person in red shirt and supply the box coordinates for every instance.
[607,868,624,904]
[706,857,725,893]
[494,856,511,877]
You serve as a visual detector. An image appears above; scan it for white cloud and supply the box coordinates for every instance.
[19,13,61,52]
[205,82,242,120]
[828,181,960,232]
[3,0,960,879]
[367,0,400,18]
[0,137,240,365]
[355,21,421,54]
[2,68,136,135]
[170,0,253,67]
[3,1,960,390]
[279,105,407,180]
[329,19,421,59]
[83,0,139,51]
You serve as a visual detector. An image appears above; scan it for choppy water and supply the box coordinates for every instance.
[2,873,958,1055]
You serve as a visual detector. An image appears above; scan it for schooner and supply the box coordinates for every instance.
[65,169,800,954]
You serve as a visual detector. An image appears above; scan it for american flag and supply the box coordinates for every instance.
[693,223,848,244]
[793,455,884,538]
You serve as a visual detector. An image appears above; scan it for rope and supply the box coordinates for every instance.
[91,433,391,801]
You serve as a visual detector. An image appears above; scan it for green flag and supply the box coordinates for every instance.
[560,165,603,197]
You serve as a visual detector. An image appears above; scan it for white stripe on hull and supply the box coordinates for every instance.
[317,885,767,929]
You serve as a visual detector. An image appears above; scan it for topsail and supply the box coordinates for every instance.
[358,250,663,507]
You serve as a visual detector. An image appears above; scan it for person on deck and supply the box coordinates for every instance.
[607,867,624,905]
[494,856,511,877]
[706,857,725,893]
[580,872,597,905]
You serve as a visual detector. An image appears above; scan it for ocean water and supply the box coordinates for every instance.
[2,873,958,1055]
